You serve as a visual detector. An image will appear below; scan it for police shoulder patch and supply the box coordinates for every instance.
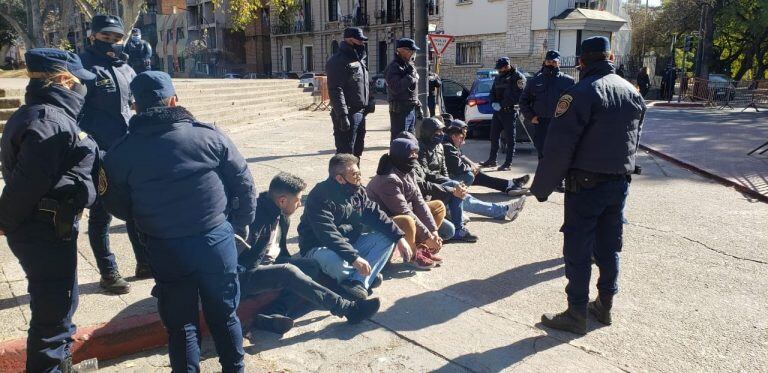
[554,94,574,118]
[98,167,108,196]
[517,79,526,89]
[78,131,88,141]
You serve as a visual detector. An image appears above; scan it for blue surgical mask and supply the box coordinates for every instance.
[131,35,141,43]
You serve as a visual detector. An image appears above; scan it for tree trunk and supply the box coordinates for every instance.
[24,0,45,47]
[55,0,76,48]
[697,2,714,79]
[121,0,144,35]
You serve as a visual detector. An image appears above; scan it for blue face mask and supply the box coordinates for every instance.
[131,35,141,43]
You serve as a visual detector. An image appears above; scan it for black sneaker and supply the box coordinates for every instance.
[100,271,131,294]
[135,262,153,279]
[370,273,383,289]
[497,163,512,171]
[514,174,531,187]
[340,279,368,301]
[251,314,294,335]
[479,160,497,167]
[345,298,381,324]
[505,184,528,197]
[450,228,479,243]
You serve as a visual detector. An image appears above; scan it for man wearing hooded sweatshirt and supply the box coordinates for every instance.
[326,27,375,157]
[417,117,526,226]
[367,138,452,270]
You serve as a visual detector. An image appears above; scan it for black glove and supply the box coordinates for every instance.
[366,100,376,114]
[334,113,351,131]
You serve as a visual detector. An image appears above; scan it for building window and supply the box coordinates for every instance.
[176,27,184,39]
[575,1,599,9]
[178,57,185,72]
[455,42,481,65]
[283,47,293,71]
[328,0,339,22]
[331,40,339,55]
[456,0,472,4]
[304,45,314,71]
[428,0,439,15]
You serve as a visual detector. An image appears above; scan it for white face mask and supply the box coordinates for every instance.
[131,35,141,42]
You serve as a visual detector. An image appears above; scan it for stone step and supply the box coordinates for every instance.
[172,79,302,91]
[0,97,21,109]
[182,92,316,113]
[0,108,15,121]
[0,88,24,98]
[176,85,310,100]
[195,102,314,127]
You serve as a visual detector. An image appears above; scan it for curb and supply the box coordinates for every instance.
[0,292,279,372]
[650,102,708,108]
[640,144,768,204]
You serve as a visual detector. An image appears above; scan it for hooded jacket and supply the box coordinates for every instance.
[417,118,450,184]
[102,106,257,238]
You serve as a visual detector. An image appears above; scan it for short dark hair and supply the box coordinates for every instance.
[329,153,358,176]
[269,172,306,197]
[579,51,611,66]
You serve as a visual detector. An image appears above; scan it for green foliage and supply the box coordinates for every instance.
[212,0,299,31]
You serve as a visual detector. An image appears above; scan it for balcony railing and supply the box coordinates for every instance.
[342,13,369,27]
[271,20,313,35]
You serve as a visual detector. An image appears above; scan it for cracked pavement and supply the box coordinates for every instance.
[2,104,766,372]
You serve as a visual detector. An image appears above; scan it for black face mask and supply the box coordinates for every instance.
[92,39,117,56]
[543,65,559,74]
[392,156,418,174]
[71,82,88,97]
[339,175,361,196]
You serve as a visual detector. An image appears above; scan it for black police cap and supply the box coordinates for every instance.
[91,15,125,35]
[25,48,96,81]
[396,38,420,51]
[343,27,368,41]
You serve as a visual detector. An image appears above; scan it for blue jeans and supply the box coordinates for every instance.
[438,219,456,239]
[306,231,396,289]
[562,178,628,308]
[7,219,79,372]
[442,180,507,220]
[146,222,244,373]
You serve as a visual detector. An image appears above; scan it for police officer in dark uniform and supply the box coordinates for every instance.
[124,28,153,74]
[519,50,575,159]
[530,37,646,335]
[79,15,144,293]
[385,38,422,140]
[101,71,257,372]
[0,48,99,372]
[326,27,375,158]
[481,57,526,171]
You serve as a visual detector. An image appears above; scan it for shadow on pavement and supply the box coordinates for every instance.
[245,146,389,164]
[0,280,128,310]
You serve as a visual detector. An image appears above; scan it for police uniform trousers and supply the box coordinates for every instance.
[562,177,627,309]
[389,102,417,141]
[88,198,148,275]
[489,110,517,165]
[533,117,551,160]
[146,221,244,373]
[7,214,79,372]
[332,109,366,158]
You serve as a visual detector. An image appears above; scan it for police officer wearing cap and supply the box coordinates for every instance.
[530,37,646,335]
[326,27,375,158]
[481,57,526,171]
[0,48,99,372]
[101,71,257,372]
[519,50,575,160]
[79,14,145,294]
[385,38,422,140]
[124,28,153,73]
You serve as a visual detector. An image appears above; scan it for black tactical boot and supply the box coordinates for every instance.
[541,305,588,335]
[588,295,614,325]
[345,298,381,324]
[251,314,294,335]
[100,271,131,294]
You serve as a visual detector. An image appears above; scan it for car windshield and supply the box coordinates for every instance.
[474,80,493,94]
[709,75,728,83]
[300,74,313,79]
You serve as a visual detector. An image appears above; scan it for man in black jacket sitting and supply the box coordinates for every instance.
[239,173,381,334]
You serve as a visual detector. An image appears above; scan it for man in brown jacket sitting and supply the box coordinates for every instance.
[367,138,453,270]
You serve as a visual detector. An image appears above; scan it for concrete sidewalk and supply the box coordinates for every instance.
[1,105,767,372]
[641,107,768,201]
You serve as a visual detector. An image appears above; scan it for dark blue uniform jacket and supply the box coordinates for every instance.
[385,55,419,104]
[238,192,291,271]
[124,40,152,65]
[489,69,526,109]
[297,179,404,264]
[78,47,136,150]
[530,61,647,199]
[101,106,257,239]
[326,41,370,116]
[519,67,575,120]
[0,83,98,233]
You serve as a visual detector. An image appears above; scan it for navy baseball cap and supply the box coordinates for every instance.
[25,48,96,81]
[545,50,561,61]
[581,36,610,54]
[131,28,141,35]
[390,138,419,159]
[495,57,511,69]
[396,38,420,51]
[91,15,125,35]
[446,119,468,134]
[130,71,176,109]
[343,27,367,41]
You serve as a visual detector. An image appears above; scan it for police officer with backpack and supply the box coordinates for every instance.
[530,37,646,335]
[0,48,99,372]
[79,14,146,293]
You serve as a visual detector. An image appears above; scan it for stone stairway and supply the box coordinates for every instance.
[0,79,316,131]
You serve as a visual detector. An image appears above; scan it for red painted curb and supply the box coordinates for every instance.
[640,144,768,203]
[0,292,279,372]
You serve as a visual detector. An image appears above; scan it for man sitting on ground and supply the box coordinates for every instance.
[417,118,527,226]
[367,138,451,270]
[443,119,530,196]
[239,173,381,335]
[298,154,411,300]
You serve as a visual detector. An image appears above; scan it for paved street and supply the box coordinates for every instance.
[1,103,767,372]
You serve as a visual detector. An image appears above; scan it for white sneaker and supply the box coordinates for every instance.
[505,195,527,221]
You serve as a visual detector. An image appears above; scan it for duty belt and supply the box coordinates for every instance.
[35,197,82,241]
[566,169,629,193]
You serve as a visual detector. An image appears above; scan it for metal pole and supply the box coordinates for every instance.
[414,0,428,116]
[678,46,686,103]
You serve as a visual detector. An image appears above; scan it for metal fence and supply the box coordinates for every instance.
[681,78,768,110]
